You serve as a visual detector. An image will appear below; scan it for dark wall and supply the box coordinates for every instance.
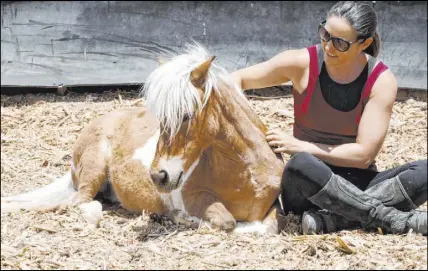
[1,1,427,89]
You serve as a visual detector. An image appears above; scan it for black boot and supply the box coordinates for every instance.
[304,174,427,235]
[302,209,360,235]
[302,176,424,235]
[365,176,418,212]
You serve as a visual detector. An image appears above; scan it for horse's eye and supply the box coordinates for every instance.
[183,114,191,122]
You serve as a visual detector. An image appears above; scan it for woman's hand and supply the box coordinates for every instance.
[266,129,309,155]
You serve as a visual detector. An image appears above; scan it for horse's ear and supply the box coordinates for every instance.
[190,56,216,89]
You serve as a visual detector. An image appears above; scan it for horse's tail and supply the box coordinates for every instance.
[1,172,77,213]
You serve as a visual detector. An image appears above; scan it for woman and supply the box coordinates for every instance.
[232,1,427,235]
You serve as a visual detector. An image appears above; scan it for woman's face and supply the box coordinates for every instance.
[320,16,372,67]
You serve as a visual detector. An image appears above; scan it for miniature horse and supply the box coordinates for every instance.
[1,43,285,234]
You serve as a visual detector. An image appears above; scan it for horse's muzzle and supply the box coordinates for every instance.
[150,170,169,186]
[150,169,184,193]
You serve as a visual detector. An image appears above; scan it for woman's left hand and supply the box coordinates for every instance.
[266,129,308,155]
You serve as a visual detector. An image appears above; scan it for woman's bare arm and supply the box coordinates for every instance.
[231,48,309,92]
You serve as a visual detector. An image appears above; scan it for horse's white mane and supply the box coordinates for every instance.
[142,42,236,141]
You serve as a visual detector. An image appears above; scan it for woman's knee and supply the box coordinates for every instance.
[413,159,427,191]
[280,153,331,214]
[399,159,427,205]
[281,152,332,197]
[284,152,319,174]
[284,152,331,182]
[399,159,427,190]
[408,159,427,172]
[412,159,427,176]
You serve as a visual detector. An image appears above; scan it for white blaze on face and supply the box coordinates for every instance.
[158,156,200,214]
[132,129,160,168]
[158,156,200,185]
[183,158,200,182]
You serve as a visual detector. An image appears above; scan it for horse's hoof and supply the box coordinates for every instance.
[211,217,236,232]
[78,201,103,227]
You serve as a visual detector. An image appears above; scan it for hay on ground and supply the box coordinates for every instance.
[1,88,427,270]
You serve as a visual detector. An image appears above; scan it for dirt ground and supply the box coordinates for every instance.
[1,87,427,270]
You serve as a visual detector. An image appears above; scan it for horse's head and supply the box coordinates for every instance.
[143,43,224,193]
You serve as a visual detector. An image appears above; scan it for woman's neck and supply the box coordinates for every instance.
[326,53,368,84]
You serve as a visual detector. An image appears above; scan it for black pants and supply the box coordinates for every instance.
[281,152,427,215]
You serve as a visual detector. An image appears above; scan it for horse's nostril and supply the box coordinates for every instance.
[150,170,169,186]
[159,170,169,185]
[178,171,183,183]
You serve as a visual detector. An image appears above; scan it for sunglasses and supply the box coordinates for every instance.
[318,20,365,52]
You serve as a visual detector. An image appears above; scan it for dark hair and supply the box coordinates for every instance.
[328,1,380,57]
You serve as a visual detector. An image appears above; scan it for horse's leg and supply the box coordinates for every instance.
[76,201,104,228]
[261,198,286,234]
[185,192,236,232]
[109,159,167,214]
[72,146,108,227]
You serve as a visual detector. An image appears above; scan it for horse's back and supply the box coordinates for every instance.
[72,107,159,161]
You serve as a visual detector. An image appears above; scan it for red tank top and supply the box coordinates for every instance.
[293,44,388,146]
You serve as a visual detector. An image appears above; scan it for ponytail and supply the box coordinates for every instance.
[364,31,381,57]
